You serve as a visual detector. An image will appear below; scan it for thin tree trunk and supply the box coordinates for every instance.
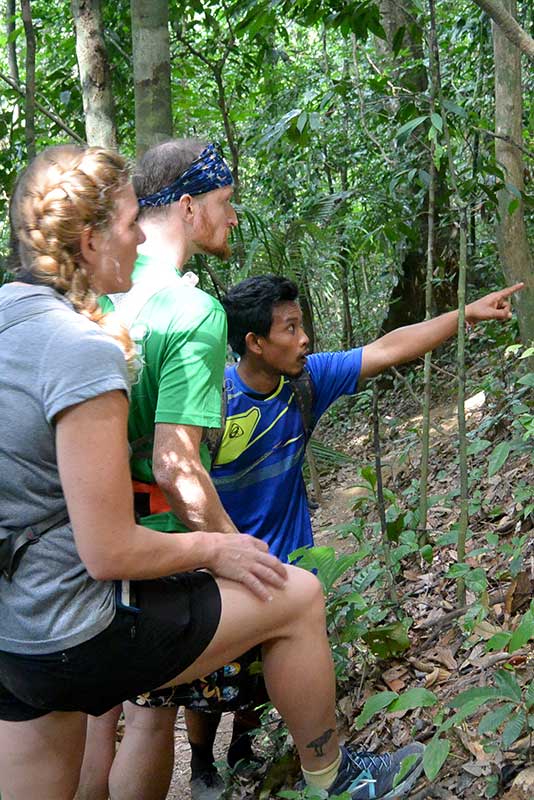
[71,0,117,148]
[130,0,172,157]
[213,68,240,204]
[493,0,534,345]
[418,0,438,545]
[455,210,468,607]
[6,0,19,83]
[20,0,36,160]
[430,0,468,606]
[472,0,534,62]
[372,383,398,605]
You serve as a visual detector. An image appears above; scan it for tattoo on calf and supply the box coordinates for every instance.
[306,728,335,757]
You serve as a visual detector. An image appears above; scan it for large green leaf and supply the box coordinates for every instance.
[288,546,361,593]
[361,621,410,659]
[388,688,437,713]
[509,611,534,653]
[354,691,398,729]
[502,710,526,747]
[494,669,522,703]
[396,115,428,144]
[488,441,512,477]
[478,703,515,735]
[423,736,450,781]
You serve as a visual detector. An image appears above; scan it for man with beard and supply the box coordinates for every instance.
[77,140,247,800]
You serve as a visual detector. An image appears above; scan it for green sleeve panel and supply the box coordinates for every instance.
[155,302,227,428]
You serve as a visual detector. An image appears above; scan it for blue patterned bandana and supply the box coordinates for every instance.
[138,143,233,208]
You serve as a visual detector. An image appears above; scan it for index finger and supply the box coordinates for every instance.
[498,282,525,297]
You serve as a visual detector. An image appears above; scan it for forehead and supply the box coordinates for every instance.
[201,184,234,204]
[271,301,302,325]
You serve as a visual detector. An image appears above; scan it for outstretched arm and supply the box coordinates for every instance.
[359,283,523,381]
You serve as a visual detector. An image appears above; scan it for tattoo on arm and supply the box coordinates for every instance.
[306,728,335,757]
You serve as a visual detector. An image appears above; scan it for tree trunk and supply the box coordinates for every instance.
[71,0,116,148]
[6,0,19,83]
[377,0,456,331]
[20,0,36,160]
[130,0,172,157]
[493,0,534,344]
[473,0,534,62]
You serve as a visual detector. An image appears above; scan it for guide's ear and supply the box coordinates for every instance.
[245,331,263,356]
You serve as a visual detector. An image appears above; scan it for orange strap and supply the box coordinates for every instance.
[132,480,171,515]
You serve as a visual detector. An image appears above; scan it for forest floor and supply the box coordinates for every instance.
[165,344,534,800]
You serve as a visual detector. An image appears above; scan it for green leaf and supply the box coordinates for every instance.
[393,753,420,788]
[442,98,468,118]
[467,438,491,456]
[525,680,534,710]
[449,686,503,709]
[502,709,526,747]
[360,466,377,490]
[517,373,534,387]
[478,703,515,735]
[423,736,450,781]
[288,546,360,593]
[488,441,512,477]
[362,621,410,659]
[354,691,398,729]
[388,688,437,712]
[486,631,512,652]
[494,669,522,702]
[296,111,307,133]
[509,612,534,653]
[396,115,428,144]
[430,112,443,132]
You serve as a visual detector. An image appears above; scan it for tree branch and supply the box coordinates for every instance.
[471,0,534,62]
[474,125,534,161]
[0,70,85,143]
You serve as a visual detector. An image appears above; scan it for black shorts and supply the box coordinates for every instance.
[0,572,221,722]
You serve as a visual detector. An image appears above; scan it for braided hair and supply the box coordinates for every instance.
[9,144,136,364]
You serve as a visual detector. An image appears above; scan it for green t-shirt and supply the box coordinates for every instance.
[103,254,227,532]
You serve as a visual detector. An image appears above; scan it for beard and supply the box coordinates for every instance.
[193,209,232,261]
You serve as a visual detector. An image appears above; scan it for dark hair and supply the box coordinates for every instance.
[222,274,299,356]
[133,138,207,218]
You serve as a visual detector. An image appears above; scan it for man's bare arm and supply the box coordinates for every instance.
[152,422,238,533]
[360,283,523,381]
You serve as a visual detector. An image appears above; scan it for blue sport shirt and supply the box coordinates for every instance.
[210,348,363,563]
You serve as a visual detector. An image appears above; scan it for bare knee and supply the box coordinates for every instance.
[285,565,325,622]
[122,702,177,735]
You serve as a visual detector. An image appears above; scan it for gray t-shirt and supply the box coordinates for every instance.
[0,284,130,654]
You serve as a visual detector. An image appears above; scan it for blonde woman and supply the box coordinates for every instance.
[0,144,424,800]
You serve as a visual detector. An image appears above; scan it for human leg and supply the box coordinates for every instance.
[227,707,262,768]
[0,710,86,800]
[186,708,225,800]
[163,565,339,772]
[108,702,178,800]
[75,705,122,800]
[161,566,424,798]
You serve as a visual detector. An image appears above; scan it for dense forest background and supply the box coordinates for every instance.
[1,0,533,349]
[2,2,534,798]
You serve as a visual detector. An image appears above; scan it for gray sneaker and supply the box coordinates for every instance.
[327,743,425,799]
[190,769,225,800]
